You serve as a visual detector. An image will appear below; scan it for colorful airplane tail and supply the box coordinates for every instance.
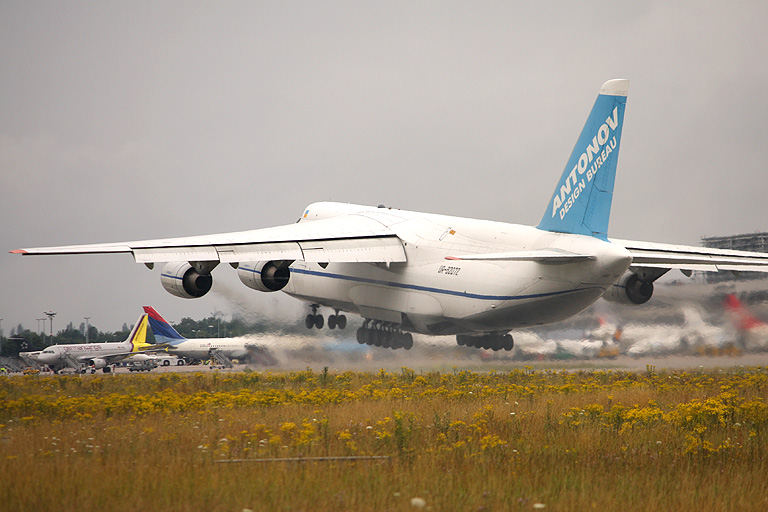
[126,314,152,352]
[724,294,766,331]
[537,79,629,240]
[143,306,187,345]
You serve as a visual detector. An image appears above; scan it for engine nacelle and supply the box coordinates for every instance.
[87,357,108,369]
[238,261,291,292]
[161,262,213,299]
[604,272,654,305]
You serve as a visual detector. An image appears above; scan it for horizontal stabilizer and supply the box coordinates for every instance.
[613,238,768,272]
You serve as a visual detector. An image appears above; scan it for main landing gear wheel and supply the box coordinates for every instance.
[456,333,514,351]
[356,320,412,350]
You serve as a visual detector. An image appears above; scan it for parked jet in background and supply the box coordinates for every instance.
[724,294,768,351]
[143,306,273,366]
[36,314,159,373]
[13,80,768,353]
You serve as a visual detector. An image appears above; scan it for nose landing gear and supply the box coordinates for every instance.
[305,305,347,330]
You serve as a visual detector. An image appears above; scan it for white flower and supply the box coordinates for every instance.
[533,504,546,509]
[410,497,426,508]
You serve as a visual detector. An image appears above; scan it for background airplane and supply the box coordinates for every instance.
[724,294,768,351]
[13,80,768,354]
[36,314,160,373]
[144,306,276,366]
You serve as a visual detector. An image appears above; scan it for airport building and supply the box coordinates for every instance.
[701,232,768,283]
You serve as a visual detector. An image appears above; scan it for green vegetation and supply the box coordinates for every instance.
[1,367,767,511]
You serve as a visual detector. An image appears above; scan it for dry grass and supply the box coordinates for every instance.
[1,366,767,511]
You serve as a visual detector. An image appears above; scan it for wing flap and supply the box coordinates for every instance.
[214,242,303,263]
[299,237,406,263]
[133,247,221,264]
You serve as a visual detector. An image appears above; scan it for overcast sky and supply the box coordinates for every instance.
[2,1,767,334]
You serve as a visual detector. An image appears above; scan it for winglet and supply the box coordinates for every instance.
[9,249,27,254]
[143,306,187,345]
[537,79,629,240]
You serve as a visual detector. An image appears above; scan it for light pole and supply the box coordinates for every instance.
[45,311,56,345]
[84,317,91,343]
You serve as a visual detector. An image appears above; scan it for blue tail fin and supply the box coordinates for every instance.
[537,79,629,240]
[143,306,187,346]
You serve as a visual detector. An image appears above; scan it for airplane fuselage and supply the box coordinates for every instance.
[166,338,252,360]
[283,203,632,335]
[37,342,132,368]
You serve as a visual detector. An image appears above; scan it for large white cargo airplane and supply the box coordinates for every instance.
[36,314,160,373]
[13,80,768,352]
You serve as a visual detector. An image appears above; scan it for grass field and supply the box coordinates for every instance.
[1,366,767,511]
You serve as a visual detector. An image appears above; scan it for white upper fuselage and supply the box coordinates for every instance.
[283,202,632,335]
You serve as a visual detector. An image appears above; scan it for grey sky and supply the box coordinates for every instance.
[2,1,767,333]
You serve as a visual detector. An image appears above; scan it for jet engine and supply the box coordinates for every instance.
[237,261,291,292]
[87,357,108,369]
[604,272,653,305]
[161,262,213,299]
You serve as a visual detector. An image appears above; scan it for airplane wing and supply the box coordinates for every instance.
[11,213,407,265]
[611,238,768,272]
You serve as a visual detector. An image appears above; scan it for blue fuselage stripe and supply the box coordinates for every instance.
[242,266,601,302]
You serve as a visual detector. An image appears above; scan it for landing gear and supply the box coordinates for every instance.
[457,333,514,351]
[305,305,346,330]
[327,310,347,330]
[356,320,413,350]
[305,313,324,329]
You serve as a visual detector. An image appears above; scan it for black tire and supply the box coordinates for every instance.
[328,315,337,329]
[337,315,347,329]
[402,333,414,350]
[314,315,324,329]
[305,314,315,329]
